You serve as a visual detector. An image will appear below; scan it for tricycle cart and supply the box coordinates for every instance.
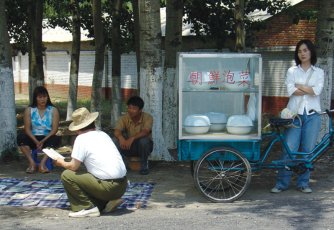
[177,53,334,202]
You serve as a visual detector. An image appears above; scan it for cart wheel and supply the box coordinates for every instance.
[193,147,252,202]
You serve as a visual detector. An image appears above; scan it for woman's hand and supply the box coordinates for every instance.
[295,84,315,96]
[294,84,306,96]
[36,140,45,150]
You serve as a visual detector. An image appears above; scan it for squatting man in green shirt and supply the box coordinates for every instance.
[113,96,154,175]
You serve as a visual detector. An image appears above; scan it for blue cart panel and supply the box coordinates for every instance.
[178,139,261,161]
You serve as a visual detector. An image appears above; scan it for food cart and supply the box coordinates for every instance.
[177,53,262,202]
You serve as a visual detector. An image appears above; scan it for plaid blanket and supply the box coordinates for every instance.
[0,178,154,209]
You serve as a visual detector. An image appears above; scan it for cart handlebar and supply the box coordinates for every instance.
[309,109,334,116]
[268,109,334,130]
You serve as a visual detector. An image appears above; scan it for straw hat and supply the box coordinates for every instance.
[69,107,99,131]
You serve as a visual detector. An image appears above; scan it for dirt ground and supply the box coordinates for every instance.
[2,152,334,229]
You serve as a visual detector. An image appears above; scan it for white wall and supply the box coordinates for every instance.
[12,50,138,90]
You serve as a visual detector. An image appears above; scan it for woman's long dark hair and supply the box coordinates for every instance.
[30,86,54,107]
[294,39,317,66]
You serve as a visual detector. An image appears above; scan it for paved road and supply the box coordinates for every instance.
[1,158,334,230]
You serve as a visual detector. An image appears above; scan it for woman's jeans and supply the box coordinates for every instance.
[274,111,321,190]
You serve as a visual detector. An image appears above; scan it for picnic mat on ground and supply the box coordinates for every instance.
[0,178,155,210]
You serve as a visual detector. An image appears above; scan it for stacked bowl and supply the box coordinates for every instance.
[205,112,227,132]
[226,115,253,135]
[184,114,210,134]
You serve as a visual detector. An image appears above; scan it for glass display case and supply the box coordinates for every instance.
[178,53,262,141]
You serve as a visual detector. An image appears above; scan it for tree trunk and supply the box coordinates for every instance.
[91,0,105,127]
[315,1,334,139]
[0,0,17,157]
[66,0,81,121]
[235,0,245,52]
[132,0,141,90]
[111,0,122,126]
[139,0,172,160]
[28,0,44,102]
[162,0,183,153]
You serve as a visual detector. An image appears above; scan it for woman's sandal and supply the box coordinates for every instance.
[26,165,36,174]
[38,165,50,174]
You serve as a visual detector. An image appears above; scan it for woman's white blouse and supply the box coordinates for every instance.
[285,65,324,115]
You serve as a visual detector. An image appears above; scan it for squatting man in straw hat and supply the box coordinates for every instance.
[54,107,127,218]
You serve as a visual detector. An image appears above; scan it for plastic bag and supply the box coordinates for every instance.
[280,108,297,119]
[246,93,257,121]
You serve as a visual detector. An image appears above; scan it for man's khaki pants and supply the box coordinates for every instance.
[61,170,127,211]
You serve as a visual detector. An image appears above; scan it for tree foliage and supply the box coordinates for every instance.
[5,0,135,53]
[5,0,30,54]
[184,0,290,49]
[6,0,292,54]
[45,0,135,52]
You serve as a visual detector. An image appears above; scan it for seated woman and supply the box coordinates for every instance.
[17,86,61,173]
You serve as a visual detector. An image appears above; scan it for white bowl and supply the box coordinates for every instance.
[205,112,227,124]
[227,115,253,127]
[184,114,210,127]
[184,126,210,134]
[226,126,253,135]
[209,123,226,132]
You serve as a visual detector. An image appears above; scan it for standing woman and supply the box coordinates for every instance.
[17,86,61,173]
[271,39,324,193]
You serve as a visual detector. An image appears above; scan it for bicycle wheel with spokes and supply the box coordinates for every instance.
[193,147,252,202]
